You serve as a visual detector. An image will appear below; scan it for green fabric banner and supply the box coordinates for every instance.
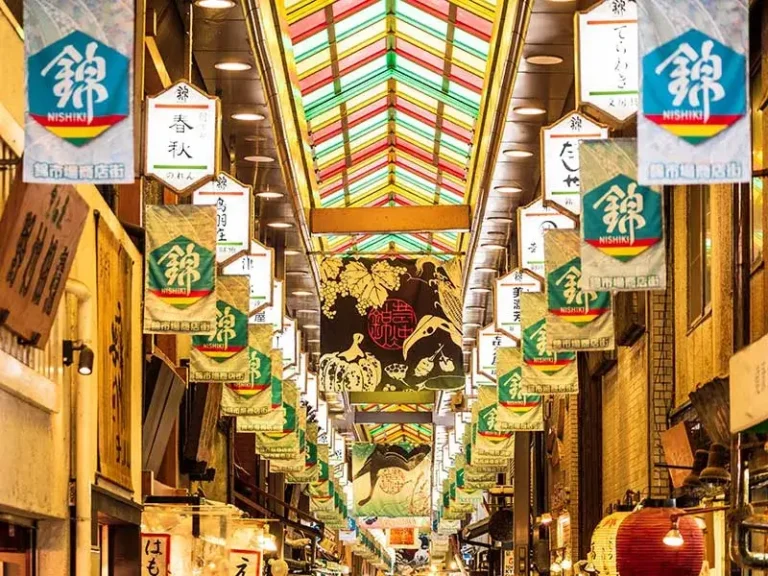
[234,350,284,431]
[473,386,515,459]
[496,346,544,431]
[221,325,281,415]
[255,382,300,458]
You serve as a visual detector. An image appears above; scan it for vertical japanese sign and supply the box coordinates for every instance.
[141,534,170,576]
[476,323,515,382]
[144,205,217,334]
[581,138,666,290]
[97,217,133,490]
[541,112,609,216]
[495,268,543,342]
[253,279,284,332]
[274,316,298,371]
[518,199,577,278]
[0,175,88,347]
[144,81,220,194]
[496,346,543,432]
[638,0,749,185]
[545,229,615,351]
[193,173,252,262]
[229,550,262,576]
[222,239,275,318]
[222,324,280,416]
[576,0,639,124]
[519,293,577,395]
[24,0,134,184]
[474,386,515,459]
[190,275,250,383]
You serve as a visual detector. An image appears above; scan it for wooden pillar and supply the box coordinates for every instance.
[514,432,531,576]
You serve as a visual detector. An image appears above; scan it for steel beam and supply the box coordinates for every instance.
[310,205,471,235]
[353,411,433,424]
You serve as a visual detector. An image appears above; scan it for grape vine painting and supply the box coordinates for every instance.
[319,257,464,391]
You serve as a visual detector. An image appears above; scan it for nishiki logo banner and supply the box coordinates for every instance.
[545,230,615,351]
[638,0,749,185]
[24,0,134,184]
[144,205,217,334]
[519,293,577,395]
[581,139,666,291]
[496,347,544,432]
[473,389,515,459]
[319,257,464,392]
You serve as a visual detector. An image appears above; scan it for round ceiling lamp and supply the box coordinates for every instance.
[303,324,320,330]
[481,242,507,251]
[214,61,251,71]
[470,286,492,293]
[195,0,236,7]
[513,105,547,116]
[292,290,313,297]
[488,216,514,224]
[267,221,292,229]
[475,266,497,273]
[284,248,302,256]
[494,184,523,194]
[231,112,264,121]
[245,155,275,163]
[526,54,564,66]
[503,148,533,159]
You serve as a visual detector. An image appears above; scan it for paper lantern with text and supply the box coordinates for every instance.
[591,512,630,576]
[616,501,704,576]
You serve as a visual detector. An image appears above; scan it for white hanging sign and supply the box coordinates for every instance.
[541,111,608,216]
[471,347,492,389]
[274,316,298,371]
[144,81,220,194]
[228,550,262,576]
[517,199,577,278]
[305,369,319,411]
[222,240,274,318]
[252,278,284,332]
[142,534,170,576]
[193,173,251,262]
[476,323,516,382]
[495,268,544,343]
[576,0,639,124]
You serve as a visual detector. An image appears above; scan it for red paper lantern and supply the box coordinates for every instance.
[616,501,704,576]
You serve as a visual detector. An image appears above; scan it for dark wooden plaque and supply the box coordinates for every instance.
[0,170,89,348]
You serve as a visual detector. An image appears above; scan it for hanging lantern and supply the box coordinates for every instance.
[615,500,704,576]
[590,511,630,576]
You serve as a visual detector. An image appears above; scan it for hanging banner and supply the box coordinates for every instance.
[96,217,133,490]
[580,138,666,291]
[472,346,493,389]
[286,422,320,483]
[267,407,307,467]
[545,229,615,351]
[221,325,281,415]
[144,205,217,334]
[520,293,578,394]
[255,382,300,457]
[320,258,464,391]
[464,426,506,473]
[144,81,220,194]
[190,275,250,382]
[24,0,134,184]
[275,316,298,371]
[235,350,284,432]
[141,534,170,576]
[455,454,496,491]
[575,0,639,124]
[638,0,749,185]
[474,387,515,458]
[253,278,284,332]
[477,323,516,382]
[387,528,419,549]
[222,240,275,318]
[352,443,432,517]
[495,268,543,343]
[518,199,577,278]
[0,175,89,348]
[192,173,251,262]
[496,347,544,432]
[541,111,609,216]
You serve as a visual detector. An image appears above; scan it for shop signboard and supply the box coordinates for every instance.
[495,268,543,342]
[222,240,275,319]
[518,199,576,279]
[193,173,251,262]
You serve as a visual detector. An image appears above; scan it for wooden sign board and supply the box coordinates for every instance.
[0,171,89,348]
[660,422,695,489]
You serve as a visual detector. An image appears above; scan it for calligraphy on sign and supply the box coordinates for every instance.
[581,138,666,291]
[517,198,577,278]
[252,278,284,332]
[274,316,298,371]
[494,268,543,342]
[541,111,609,216]
[638,0,749,185]
[576,0,639,124]
[496,347,544,432]
[222,239,275,318]
[141,534,170,576]
[193,173,252,262]
[229,550,262,576]
[145,81,220,194]
[545,230,615,352]
[24,0,134,184]
[96,217,133,490]
[0,175,88,348]
[476,323,516,382]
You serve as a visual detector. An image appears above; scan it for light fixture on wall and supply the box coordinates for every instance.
[63,340,94,375]
[662,520,684,547]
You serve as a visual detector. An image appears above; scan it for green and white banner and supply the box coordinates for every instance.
[144,205,217,334]
[497,347,544,432]
[545,229,614,351]
[190,275,250,382]
[473,388,515,459]
[581,138,666,291]
[454,454,496,491]
[268,407,307,469]
[235,350,284,431]
[520,293,578,395]
[255,382,300,458]
[463,426,506,473]
[286,423,320,484]
[221,325,281,415]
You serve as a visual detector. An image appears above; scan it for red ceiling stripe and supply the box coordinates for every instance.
[395,100,472,145]
[395,47,482,94]
[350,139,390,165]
[310,118,344,144]
[289,10,327,44]
[346,98,389,128]
[394,138,465,180]
[301,41,387,95]
[332,0,381,22]
[455,7,493,41]
[402,0,450,22]
[413,233,454,252]
[441,117,474,143]
[317,156,349,182]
